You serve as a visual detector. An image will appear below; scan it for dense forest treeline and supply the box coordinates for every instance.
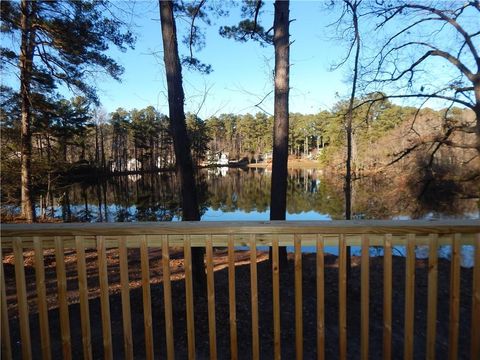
[3,88,469,172]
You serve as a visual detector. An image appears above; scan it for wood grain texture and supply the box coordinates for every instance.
[2,222,479,360]
[2,220,479,238]
[250,234,260,360]
[140,236,154,360]
[75,236,92,360]
[294,234,303,360]
[1,245,12,360]
[404,234,415,360]
[272,234,281,360]
[339,234,347,360]
[118,236,134,360]
[448,234,461,360]
[184,235,196,360]
[361,234,369,360]
[471,233,480,360]
[3,232,478,249]
[426,234,438,360]
[206,234,217,360]
[97,235,113,360]
[162,235,175,360]
[34,236,51,360]
[228,234,238,360]
[54,236,71,360]
[14,238,32,360]
[316,235,325,360]
[383,235,392,360]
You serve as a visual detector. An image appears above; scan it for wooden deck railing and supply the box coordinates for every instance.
[1,220,479,359]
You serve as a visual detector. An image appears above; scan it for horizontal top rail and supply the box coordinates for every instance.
[1,220,479,237]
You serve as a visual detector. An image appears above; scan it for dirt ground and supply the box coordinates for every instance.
[2,249,474,359]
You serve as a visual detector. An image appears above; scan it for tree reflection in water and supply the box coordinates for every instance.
[1,167,478,222]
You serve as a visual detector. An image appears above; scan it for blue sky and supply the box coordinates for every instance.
[2,1,474,118]
[96,1,350,118]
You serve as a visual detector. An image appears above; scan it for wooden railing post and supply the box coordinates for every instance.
[97,235,113,360]
[471,233,480,360]
[54,236,71,360]
[0,246,12,360]
[339,234,347,360]
[250,234,260,360]
[382,234,392,360]
[118,236,134,360]
[294,234,303,360]
[184,235,196,360]
[34,236,51,360]
[361,234,370,360]
[426,234,438,360]
[75,236,92,360]
[162,235,175,360]
[316,234,325,360]
[228,234,238,360]
[448,234,461,360]
[272,234,281,360]
[13,237,32,360]
[140,235,154,360]
[404,234,415,360]
[206,234,217,360]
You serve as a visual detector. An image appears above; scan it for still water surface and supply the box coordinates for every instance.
[14,167,478,222]
[3,167,478,264]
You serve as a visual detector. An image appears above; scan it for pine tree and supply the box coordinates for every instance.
[1,0,135,221]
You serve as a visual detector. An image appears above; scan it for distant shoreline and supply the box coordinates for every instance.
[248,159,321,169]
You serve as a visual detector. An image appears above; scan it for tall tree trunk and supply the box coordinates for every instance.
[159,0,206,294]
[344,0,361,278]
[474,80,480,154]
[95,124,100,164]
[20,0,36,222]
[100,126,106,171]
[270,0,290,268]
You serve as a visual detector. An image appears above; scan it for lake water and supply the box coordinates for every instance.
[6,167,476,222]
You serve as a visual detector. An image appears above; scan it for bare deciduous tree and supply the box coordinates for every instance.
[365,1,480,154]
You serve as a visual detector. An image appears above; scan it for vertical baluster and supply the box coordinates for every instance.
[471,233,480,360]
[206,234,217,360]
[426,234,438,360]
[361,234,369,360]
[140,235,154,360]
[272,234,281,360]
[1,245,13,360]
[339,234,347,360]
[55,236,71,360]
[13,237,32,360]
[118,236,133,360]
[383,234,392,360]
[228,234,238,360]
[75,236,92,360]
[33,237,51,360]
[184,235,196,360]
[162,235,175,360]
[404,234,415,360]
[316,234,325,360]
[448,234,461,360]
[97,235,112,360]
[250,234,259,360]
[294,234,303,360]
